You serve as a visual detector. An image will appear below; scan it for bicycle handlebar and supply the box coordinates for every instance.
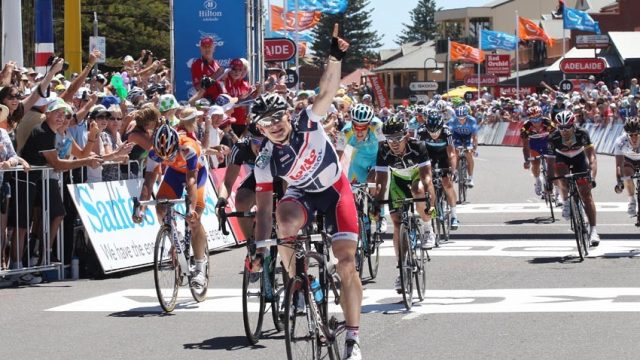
[548,171,591,182]
[217,209,255,236]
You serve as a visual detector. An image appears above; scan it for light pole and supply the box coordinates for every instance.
[424,57,442,95]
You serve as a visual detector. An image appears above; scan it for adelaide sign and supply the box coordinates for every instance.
[264,38,297,62]
[464,74,498,87]
[559,58,606,74]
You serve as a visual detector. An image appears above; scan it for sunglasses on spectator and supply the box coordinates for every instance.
[231,67,243,71]
[65,114,73,120]
[96,115,109,119]
[7,93,22,100]
[109,117,123,121]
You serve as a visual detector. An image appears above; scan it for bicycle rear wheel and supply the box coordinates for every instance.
[398,224,414,310]
[190,239,210,302]
[355,217,366,280]
[269,247,284,332]
[153,226,179,313]
[570,197,587,261]
[457,160,467,204]
[284,277,318,360]
[415,247,428,301]
[367,231,381,279]
[242,264,265,344]
[577,199,590,254]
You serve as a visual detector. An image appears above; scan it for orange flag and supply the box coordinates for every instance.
[271,5,322,32]
[450,41,485,64]
[518,16,554,46]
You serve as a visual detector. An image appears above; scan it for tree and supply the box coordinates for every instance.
[310,0,382,74]
[395,0,438,45]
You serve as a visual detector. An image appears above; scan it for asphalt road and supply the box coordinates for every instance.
[3,146,640,360]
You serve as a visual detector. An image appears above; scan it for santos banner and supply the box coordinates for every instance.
[173,0,248,100]
[67,179,236,273]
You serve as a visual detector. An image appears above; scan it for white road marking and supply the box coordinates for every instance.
[455,202,627,214]
[47,288,640,315]
[376,240,640,257]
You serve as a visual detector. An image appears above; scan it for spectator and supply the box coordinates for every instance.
[191,36,225,102]
[157,93,180,126]
[203,105,230,168]
[630,78,639,97]
[223,58,255,136]
[122,106,161,177]
[102,106,133,181]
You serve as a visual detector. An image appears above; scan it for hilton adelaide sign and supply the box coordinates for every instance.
[559,58,606,74]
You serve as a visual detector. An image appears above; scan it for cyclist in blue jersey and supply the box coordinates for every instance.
[407,105,427,136]
[447,105,478,188]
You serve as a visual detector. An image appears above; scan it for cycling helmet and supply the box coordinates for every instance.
[527,106,542,119]
[455,105,469,118]
[127,87,145,101]
[451,97,464,107]
[554,110,575,127]
[153,123,180,160]
[194,98,211,110]
[251,93,288,122]
[414,105,426,116]
[436,100,448,112]
[425,110,444,133]
[624,117,640,133]
[350,103,375,125]
[432,94,442,101]
[382,114,406,135]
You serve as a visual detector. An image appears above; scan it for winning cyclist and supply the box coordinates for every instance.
[373,115,437,292]
[133,123,209,288]
[448,105,478,188]
[613,117,640,216]
[546,110,600,246]
[417,110,460,229]
[251,24,363,360]
[520,106,557,198]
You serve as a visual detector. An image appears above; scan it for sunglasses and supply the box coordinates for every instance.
[6,94,21,100]
[109,117,123,121]
[353,124,369,131]
[65,114,73,120]
[386,134,405,143]
[629,133,639,137]
[231,67,243,71]
[558,125,573,131]
[530,117,542,123]
[96,115,109,119]
[258,111,286,127]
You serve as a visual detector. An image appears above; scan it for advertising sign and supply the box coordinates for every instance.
[67,179,235,273]
[485,54,511,76]
[559,58,606,74]
[575,35,610,49]
[208,166,251,244]
[494,86,537,98]
[173,0,248,100]
[264,38,296,62]
[409,82,438,91]
[464,74,498,87]
[367,75,390,109]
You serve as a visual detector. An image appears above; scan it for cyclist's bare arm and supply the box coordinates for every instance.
[219,163,241,200]
[311,24,348,118]
[185,169,200,216]
[419,165,436,208]
[586,146,597,179]
[140,167,160,202]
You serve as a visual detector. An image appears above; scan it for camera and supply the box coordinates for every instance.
[46,55,69,72]
[201,76,214,89]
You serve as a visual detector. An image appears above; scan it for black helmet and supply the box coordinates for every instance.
[251,93,288,125]
[382,114,406,135]
[425,110,444,132]
[624,117,640,133]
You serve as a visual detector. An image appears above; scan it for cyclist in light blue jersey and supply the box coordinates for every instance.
[447,105,478,188]
[407,105,427,137]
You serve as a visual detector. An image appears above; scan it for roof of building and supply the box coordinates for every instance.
[540,16,567,40]
[609,32,640,60]
[572,0,615,13]
[483,0,513,8]
[373,42,444,72]
[546,47,623,72]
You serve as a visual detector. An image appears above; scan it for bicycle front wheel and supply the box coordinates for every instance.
[398,224,414,310]
[242,265,265,344]
[570,197,587,261]
[190,239,210,302]
[368,231,381,280]
[153,226,179,312]
[355,216,366,280]
[285,277,318,360]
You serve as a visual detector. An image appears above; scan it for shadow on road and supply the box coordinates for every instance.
[527,256,582,264]
[183,334,275,351]
[504,217,556,225]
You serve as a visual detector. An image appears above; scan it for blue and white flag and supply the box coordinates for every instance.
[286,0,347,15]
[480,29,517,51]
[563,7,601,34]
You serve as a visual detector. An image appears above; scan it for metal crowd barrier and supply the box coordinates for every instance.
[0,160,143,283]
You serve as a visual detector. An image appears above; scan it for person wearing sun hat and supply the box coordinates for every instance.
[191,36,225,102]
[157,93,181,126]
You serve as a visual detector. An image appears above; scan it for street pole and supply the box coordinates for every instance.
[92,11,98,76]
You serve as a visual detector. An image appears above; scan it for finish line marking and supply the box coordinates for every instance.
[47,288,640,315]
[455,202,627,214]
[376,240,640,257]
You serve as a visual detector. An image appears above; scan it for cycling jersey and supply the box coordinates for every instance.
[447,116,478,148]
[335,119,385,183]
[417,126,453,174]
[520,119,555,157]
[441,106,456,121]
[407,117,426,133]
[230,138,256,168]
[613,134,640,161]
[547,127,593,158]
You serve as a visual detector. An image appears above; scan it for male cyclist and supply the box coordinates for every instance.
[373,115,437,292]
[133,123,209,288]
[520,106,557,198]
[447,105,478,188]
[546,110,600,246]
[407,105,427,136]
[252,25,363,360]
[417,110,460,229]
[613,117,640,216]
[436,99,455,121]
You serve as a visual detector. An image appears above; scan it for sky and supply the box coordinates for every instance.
[370,0,489,49]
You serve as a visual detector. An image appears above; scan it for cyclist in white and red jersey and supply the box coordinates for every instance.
[252,24,363,360]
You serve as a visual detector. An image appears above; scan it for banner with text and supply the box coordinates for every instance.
[67,179,236,273]
[173,0,248,100]
[368,75,390,109]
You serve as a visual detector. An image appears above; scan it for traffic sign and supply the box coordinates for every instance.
[560,58,607,74]
[409,81,438,91]
[284,69,299,89]
[464,91,475,101]
[559,80,573,93]
[576,35,610,49]
[264,38,297,62]
[464,74,498,87]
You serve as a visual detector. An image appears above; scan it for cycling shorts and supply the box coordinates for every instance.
[554,151,589,183]
[157,166,208,209]
[429,151,451,176]
[279,174,358,242]
[453,136,473,149]
[389,168,420,213]
[623,157,640,170]
[529,137,549,158]
[239,172,285,200]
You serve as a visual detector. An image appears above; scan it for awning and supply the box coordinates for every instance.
[498,66,548,86]
[546,47,622,72]
[442,85,478,99]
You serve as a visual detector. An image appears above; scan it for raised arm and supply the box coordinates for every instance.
[61,50,100,103]
[311,24,349,118]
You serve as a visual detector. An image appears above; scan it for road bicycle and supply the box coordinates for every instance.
[132,194,209,312]
[550,171,591,261]
[250,230,344,359]
[431,166,451,246]
[380,197,430,310]
[531,155,556,222]
[351,183,382,281]
[218,209,284,345]
[455,147,471,204]
[631,171,640,227]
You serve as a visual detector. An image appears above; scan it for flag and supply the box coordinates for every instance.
[518,16,554,46]
[286,0,347,15]
[563,7,601,34]
[271,5,321,32]
[480,29,517,51]
[450,41,485,64]
[268,30,315,43]
[35,0,54,74]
